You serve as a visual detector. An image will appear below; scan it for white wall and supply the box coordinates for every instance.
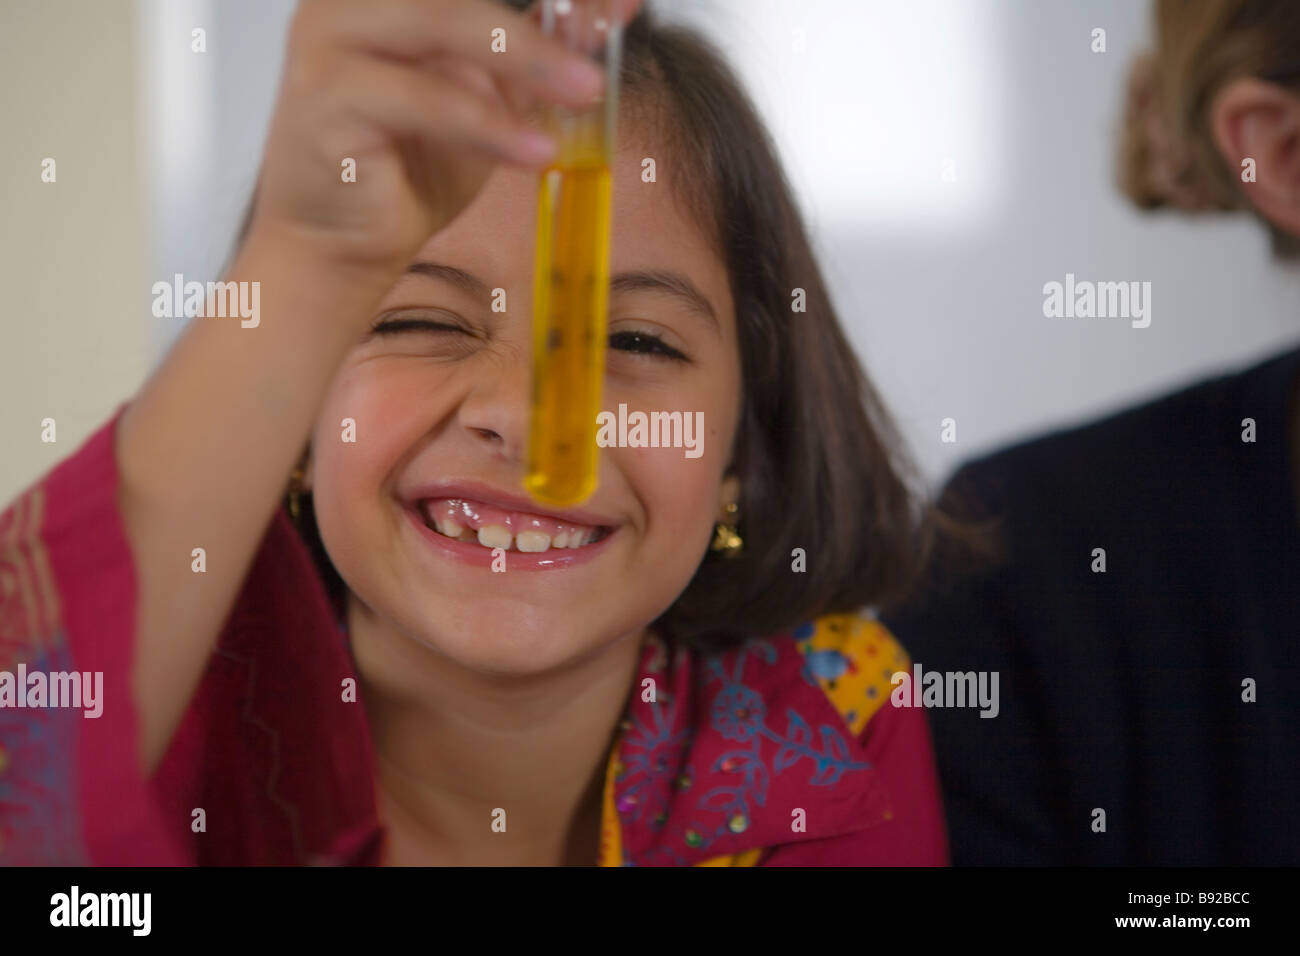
[695,0,1300,482]
[0,0,151,502]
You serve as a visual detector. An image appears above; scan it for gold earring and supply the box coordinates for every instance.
[710,500,743,557]
[288,465,305,521]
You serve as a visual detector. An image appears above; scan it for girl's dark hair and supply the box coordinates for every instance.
[247,0,937,650]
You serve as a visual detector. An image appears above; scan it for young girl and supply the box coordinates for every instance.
[0,0,946,866]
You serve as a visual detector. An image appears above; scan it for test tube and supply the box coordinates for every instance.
[525,0,623,507]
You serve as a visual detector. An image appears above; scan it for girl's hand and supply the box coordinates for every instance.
[248,0,624,283]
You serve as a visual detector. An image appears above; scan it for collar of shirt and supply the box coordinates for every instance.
[601,627,894,866]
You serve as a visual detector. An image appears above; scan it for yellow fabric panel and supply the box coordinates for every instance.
[598,736,623,867]
[796,613,910,735]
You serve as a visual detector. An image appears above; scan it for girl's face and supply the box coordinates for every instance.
[306,130,742,676]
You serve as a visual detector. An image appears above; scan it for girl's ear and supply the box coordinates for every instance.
[1211,76,1300,237]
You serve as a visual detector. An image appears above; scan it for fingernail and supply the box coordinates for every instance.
[561,58,605,100]
[515,130,557,163]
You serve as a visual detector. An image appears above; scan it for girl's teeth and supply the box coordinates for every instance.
[477,525,513,550]
[515,531,552,553]
[422,503,603,552]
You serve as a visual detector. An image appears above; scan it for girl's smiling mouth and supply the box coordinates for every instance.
[419,498,613,552]
[401,482,619,570]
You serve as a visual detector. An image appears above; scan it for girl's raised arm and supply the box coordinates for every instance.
[113,0,609,773]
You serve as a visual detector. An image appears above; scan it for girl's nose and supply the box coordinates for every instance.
[456,350,530,462]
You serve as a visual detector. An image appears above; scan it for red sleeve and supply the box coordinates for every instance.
[0,403,185,864]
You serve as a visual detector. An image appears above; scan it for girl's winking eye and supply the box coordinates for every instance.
[365,313,481,361]
[370,314,472,337]
[370,313,693,364]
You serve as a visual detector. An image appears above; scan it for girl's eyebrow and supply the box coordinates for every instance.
[405,261,492,299]
[610,269,720,333]
[404,261,719,333]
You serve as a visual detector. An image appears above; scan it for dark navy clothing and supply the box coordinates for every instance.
[885,346,1300,865]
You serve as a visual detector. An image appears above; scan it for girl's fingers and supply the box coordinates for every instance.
[418,55,539,142]
[299,0,605,108]
[427,57,502,106]
[332,54,556,166]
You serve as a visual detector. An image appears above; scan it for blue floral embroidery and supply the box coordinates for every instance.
[0,644,87,865]
[617,690,692,830]
[710,684,765,741]
[621,632,871,864]
[695,640,869,836]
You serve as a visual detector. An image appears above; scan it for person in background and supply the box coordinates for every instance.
[884,0,1300,865]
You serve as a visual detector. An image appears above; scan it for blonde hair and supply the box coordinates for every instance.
[1120,0,1300,255]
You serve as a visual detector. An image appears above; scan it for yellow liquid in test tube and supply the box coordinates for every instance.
[525,152,613,507]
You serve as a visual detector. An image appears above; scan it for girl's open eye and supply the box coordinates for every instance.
[608,329,689,362]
